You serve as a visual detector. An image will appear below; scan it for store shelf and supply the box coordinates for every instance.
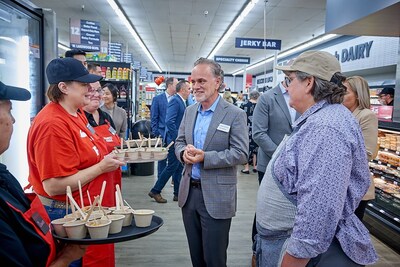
[366,127,400,253]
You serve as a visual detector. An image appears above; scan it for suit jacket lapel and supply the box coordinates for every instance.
[186,103,199,145]
[274,86,292,126]
[203,99,228,151]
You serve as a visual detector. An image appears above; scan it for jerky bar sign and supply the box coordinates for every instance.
[70,19,101,51]
[235,38,281,50]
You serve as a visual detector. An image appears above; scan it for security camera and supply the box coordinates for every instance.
[204,10,209,16]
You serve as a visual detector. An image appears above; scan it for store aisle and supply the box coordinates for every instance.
[116,165,400,267]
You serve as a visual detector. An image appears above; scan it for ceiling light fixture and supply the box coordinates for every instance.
[232,34,338,75]
[58,43,70,51]
[207,0,259,59]
[106,0,162,72]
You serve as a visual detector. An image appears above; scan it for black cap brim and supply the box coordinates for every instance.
[74,73,103,83]
[0,82,31,101]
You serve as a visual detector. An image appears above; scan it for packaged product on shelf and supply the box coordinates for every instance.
[122,68,128,80]
[101,66,107,78]
[106,67,111,79]
[119,85,126,99]
[117,67,123,79]
[112,67,118,79]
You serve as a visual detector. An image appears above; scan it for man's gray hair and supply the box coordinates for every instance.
[249,90,260,100]
[194,58,224,91]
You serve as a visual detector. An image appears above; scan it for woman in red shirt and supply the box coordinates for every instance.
[27,58,125,267]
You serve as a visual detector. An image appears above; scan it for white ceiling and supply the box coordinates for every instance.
[29,0,328,75]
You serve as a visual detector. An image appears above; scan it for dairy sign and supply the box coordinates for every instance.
[70,19,101,51]
[235,38,281,50]
[334,41,373,63]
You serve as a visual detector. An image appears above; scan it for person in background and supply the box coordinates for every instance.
[175,58,248,267]
[101,83,127,139]
[27,58,125,267]
[87,62,102,76]
[187,83,196,105]
[378,87,395,106]
[250,78,297,267]
[148,80,191,203]
[343,76,378,221]
[222,90,234,104]
[150,77,178,179]
[240,89,260,174]
[256,51,377,266]
[0,81,86,267]
[65,49,87,68]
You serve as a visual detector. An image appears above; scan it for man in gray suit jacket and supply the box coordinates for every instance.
[250,80,297,265]
[175,58,248,267]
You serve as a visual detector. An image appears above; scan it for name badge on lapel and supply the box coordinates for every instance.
[217,123,230,133]
[87,123,95,135]
[109,126,117,135]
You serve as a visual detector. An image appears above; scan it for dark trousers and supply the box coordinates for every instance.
[182,186,232,267]
[306,238,364,267]
[355,200,369,221]
[252,171,265,248]
[151,145,183,196]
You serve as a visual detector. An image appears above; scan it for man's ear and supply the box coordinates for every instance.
[304,76,314,94]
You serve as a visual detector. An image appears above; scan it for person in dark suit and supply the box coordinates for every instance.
[250,79,298,266]
[149,80,190,203]
[150,77,178,185]
[175,58,249,267]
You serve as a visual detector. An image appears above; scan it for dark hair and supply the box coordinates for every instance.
[295,71,346,104]
[87,62,100,72]
[165,77,175,88]
[194,57,224,91]
[102,83,118,102]
[46,82,73,102]
[65,49,86,58]
[176,80,188,93]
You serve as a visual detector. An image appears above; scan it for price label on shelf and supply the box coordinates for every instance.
[379,209,385,214]
[396,151,400,155]
[398,167,400,171]
[378,161,382,164]
[381,176,385,180]
[394,181,398,186]
[384,148,388,152]
[387,164,391,168]
[394,218,399,222]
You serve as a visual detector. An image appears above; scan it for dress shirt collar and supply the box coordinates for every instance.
[279,82,287,95]
[197,95,221,113]
[165,91,173,102]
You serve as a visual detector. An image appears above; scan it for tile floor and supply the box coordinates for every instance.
[115,166,400,266]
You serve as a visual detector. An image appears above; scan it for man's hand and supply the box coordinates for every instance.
[183,144,205,164]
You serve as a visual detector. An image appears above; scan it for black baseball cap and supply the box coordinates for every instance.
[46,58,102,84]
[378,87,395,96]
[0,81,31,101]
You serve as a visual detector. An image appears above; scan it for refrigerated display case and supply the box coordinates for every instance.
[365,121,400,253]
[0,0,44,185]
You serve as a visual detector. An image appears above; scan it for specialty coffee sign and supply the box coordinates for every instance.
[70,19,100,51]
[235,38,281,50]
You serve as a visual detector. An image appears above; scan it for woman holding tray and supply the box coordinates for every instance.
[27,58,125,267]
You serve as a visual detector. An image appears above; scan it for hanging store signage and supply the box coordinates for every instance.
[133,61,141,69]
[70,19,100,51]
[214,55,250,64]
[123,53,133,63]
[108,42,122,62]
[235,38,281,50]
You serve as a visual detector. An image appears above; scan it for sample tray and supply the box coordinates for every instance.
[53,216,163,245]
